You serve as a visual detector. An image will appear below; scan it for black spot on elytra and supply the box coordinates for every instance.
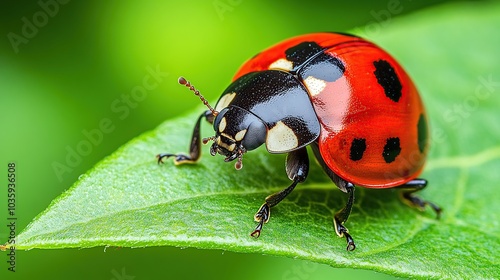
[373,60,402,102]
[301,54,345,82]
[417,114,428,153]
[382,137,401,163]
[284,41,346,83]
[349,138,366,161]
[285,41,324,67]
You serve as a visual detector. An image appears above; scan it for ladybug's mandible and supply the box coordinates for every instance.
[158,32,441,251]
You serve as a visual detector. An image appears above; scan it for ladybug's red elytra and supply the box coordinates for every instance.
[158,32,441,251]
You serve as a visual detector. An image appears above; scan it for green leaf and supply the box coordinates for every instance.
[15,2,500,279]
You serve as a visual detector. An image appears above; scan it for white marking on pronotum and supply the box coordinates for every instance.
[304,76,327,96]
[215,92,236,112]
[266,121,299,152]
[219,117,227,132]
[269,58,293,71]
[235,129,247,141]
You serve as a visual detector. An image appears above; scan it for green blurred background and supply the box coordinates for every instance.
[0,0,485,279]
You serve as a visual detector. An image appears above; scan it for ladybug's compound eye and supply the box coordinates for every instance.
[241,120,266,151]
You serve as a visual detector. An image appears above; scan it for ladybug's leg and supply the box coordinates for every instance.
[250,147,309,238]
[310,143,356,251]
[396,179,442,218]
[333,182,356,251]
[325,172,356,251]
[157,110,214,164]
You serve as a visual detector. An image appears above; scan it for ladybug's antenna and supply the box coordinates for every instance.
[178,76,218,116]
[202,136,216,144]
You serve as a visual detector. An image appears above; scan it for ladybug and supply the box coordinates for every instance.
[158,32,441,251]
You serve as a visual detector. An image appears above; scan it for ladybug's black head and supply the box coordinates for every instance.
[177,76,267,170]
[207,107,267,169]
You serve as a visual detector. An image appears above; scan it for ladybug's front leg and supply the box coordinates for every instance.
[250,147,309,238]
[157,110,214,164]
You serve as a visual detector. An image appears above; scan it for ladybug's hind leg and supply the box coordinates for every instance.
[250,147,309,238]
[157,110,214,164]
[396,179,442,219]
